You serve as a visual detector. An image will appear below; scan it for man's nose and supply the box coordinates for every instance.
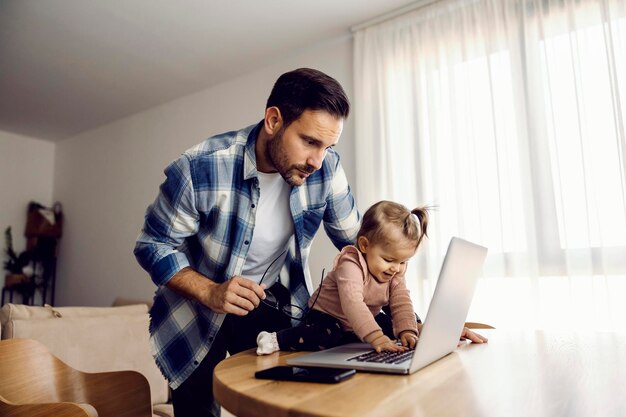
[307,149,326,170]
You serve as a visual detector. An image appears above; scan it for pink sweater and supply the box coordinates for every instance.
[309,245,418,341]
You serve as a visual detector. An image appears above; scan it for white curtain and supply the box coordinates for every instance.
[354,0,626,331]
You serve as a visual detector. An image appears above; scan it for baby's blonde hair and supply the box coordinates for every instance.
[357,201,429,249]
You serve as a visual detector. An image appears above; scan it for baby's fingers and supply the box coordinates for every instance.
[403,335,418,349]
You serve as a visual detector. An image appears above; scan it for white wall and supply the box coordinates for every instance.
[0,131,55,258]
[54,35,357,306]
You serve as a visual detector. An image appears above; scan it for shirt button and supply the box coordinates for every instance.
[251,204,256,208]
[244,240,250,245]
[193,360,199,365]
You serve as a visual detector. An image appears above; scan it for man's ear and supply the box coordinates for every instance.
[264,106,283,135]
[357,236,369,253]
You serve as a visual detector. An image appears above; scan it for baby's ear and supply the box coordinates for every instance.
[357,236,369,253]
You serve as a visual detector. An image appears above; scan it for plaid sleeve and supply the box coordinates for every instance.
[134,155,200,286]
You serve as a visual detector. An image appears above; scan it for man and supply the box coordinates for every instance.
[134,68,361,417]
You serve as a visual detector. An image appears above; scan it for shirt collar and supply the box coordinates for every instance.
[243,121,263,181]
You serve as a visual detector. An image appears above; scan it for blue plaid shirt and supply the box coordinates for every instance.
[134,122,360,388]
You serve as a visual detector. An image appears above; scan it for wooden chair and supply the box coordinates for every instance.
[465,322,495,329]
[0,338,152,417]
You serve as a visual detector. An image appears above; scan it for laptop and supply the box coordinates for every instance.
[287,237,487,374]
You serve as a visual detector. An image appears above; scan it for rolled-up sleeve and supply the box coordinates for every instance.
[134,155,200,286]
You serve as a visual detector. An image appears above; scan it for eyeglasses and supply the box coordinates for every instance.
[258,250,325,321]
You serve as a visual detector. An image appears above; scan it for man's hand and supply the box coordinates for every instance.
[204,275,267,315]
[460,327,488,343]
[166,268,266,315]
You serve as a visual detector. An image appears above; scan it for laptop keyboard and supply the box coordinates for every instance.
[347,349,414,364]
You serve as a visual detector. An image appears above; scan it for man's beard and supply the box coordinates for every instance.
[266,128,315,186]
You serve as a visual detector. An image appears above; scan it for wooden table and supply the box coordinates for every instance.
[214,330,626,417]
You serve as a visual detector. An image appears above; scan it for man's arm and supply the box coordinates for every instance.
[134,155,199,286]
[323,153,361,248]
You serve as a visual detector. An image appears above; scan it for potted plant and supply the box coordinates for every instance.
[3,226,32,287]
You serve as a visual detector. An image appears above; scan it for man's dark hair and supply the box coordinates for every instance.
[266,68,350,127]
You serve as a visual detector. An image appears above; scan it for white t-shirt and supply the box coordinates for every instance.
[241,172,294,285]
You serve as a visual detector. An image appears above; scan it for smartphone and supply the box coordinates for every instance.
[255,365,356,383]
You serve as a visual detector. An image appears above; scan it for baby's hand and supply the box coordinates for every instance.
[399,330,419,349]
[370,335,407,353]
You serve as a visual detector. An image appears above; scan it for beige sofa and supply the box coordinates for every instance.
[0,302,172,417]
